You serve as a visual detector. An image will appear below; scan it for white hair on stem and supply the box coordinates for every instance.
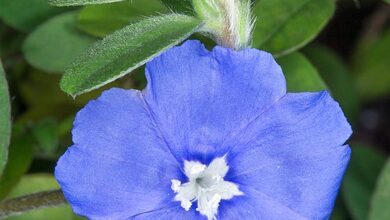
[193,0,255,50]
[218,0,255,49]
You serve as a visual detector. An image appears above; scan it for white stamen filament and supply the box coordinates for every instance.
[171,157,243,220]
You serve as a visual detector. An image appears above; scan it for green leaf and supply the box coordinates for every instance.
[160,0,193,14]
[0,124,34,199]
[0,60,11,178]
[23,12,96,73]
[253,0,335,56]
[342,144,387,220]
[277,52,327,92]
[0,23,25,57]
[303,45,360,124]
[353,30,390,100]
[5,174,78,220]
[369,159,390,220]
[331,197,351,220]
[0,0,67,32]
[49,0,124,6]
[32,118,59,156]
[60,14,201,97]
[16,70,122,123]
[77,0,167,37]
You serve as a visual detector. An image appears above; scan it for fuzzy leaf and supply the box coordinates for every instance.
[60,14,201,97]
[49,0,124,6]
[160,0,193,14]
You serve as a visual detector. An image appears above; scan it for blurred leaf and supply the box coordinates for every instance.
[23,12,96,73]
[253,0,335,56]
[5,174,77,220]
[331,197,351,220]
[0,23,24,57]
[0,60,10,178]
[342,144,387,220]
[160,0,193,14]
[58,116,74,138]
[17,70,117,122]
[77,0,167,37]
[19,71,79,108]
[354,30,390,100]
[49,0,124,6]
[369,159,390,220]
[60,14,201,97]
[0,0,67,32]
[277,52,327,92]
[0,124,34,199]
[17,106,73,126]
[32,118,59,156]
[304,45,360,124]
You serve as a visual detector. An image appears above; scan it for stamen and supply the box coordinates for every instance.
[171,179,181,193]
[171,157,243,220]
[190,164,206,175]
[181,199,192,211]
[209,194,222,210]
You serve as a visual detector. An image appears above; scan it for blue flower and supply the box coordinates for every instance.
[55,40,352,220]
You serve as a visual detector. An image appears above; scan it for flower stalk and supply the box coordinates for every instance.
[0,190,67,219]
[193,0,254,50]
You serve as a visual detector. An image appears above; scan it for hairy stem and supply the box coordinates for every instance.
[193,0,254,50]
[0,190,67,219]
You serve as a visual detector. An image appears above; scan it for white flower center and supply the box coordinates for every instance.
[171,156,243,220]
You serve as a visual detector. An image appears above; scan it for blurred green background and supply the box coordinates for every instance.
[0,0,389,219]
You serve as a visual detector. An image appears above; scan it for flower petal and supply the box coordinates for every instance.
[131,205,204,219]
[218,186,306,220]
[143,40,286,163]
[135,188,305,220]
[55,88,182,219]
[226,91,352,219]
